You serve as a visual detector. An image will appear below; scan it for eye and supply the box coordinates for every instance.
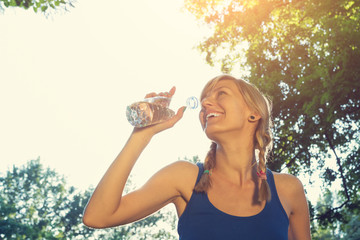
[217,91,226,97]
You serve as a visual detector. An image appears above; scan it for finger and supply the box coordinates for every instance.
[160,88,174,98]
[168,86,176,97]
[145,92,157,98]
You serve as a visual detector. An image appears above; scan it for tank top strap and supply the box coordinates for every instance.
[195,162,204,184]
[265,168,276,195]
[265,168,289,221]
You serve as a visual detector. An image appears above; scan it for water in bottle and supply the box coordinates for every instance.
[126,96,175,128]
[126,95,199,128]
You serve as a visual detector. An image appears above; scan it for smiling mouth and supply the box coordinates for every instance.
[205,112,222,121]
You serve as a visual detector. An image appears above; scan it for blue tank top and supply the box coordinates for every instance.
[178,163,289,240]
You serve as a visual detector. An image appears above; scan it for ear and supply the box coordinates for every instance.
[248,113,261,122]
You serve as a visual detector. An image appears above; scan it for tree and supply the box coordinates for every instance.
[311,188,360,239]
[0,0,74,13]
[184,0,359,229]
[311,189,341,239]
[0,158,94,239]
[0,159,177,239]
[341,214,360,240]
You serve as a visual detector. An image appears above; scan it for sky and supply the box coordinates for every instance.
[0,0,329,204]
[0,0,222,191]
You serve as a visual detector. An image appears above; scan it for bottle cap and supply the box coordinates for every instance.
[186,96,199,109]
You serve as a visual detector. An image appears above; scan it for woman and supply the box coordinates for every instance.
[83,75,311,239]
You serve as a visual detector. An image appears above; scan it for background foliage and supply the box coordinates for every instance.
[0,0,74,13]
[0,159,177,239]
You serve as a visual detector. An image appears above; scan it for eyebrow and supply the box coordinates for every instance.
[212,86,232,92]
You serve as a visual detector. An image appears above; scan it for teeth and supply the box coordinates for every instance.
[206,112,221,120]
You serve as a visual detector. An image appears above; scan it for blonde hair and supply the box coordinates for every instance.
[194,75,273,202]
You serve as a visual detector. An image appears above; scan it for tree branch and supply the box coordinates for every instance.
[311,132,352,222]
[324,133,350,202]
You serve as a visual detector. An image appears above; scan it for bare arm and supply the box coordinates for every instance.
[83,88,186,228]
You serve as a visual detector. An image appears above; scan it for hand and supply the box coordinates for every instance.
[133,86,186,136]
[144,86,176,99]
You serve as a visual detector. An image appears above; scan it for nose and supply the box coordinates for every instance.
[201,96,215,109]
[199,97,214,128]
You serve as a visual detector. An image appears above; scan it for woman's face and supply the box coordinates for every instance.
[199,79,253,140]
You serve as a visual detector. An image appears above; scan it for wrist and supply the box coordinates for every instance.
[131,127,154,143]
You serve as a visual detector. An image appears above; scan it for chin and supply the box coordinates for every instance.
[204,124,245,142]
[203,126,223,142]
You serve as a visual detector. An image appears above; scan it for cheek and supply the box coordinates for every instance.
[199,112,205,128]
[231,103,249,121]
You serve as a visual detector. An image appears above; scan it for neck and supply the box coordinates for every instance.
[213,137,257,187]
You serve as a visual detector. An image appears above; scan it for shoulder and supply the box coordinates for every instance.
[272,171,306,213]
[272,171,305,194]
[139,160,199,203]
[272,172,311,239]
[165,160,199,176]
[143,161,199,188]
[272,171,304,188]
[163,161,200,206]
[159,161,200,189]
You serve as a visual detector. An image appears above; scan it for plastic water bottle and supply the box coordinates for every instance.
[126,96,198,128]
